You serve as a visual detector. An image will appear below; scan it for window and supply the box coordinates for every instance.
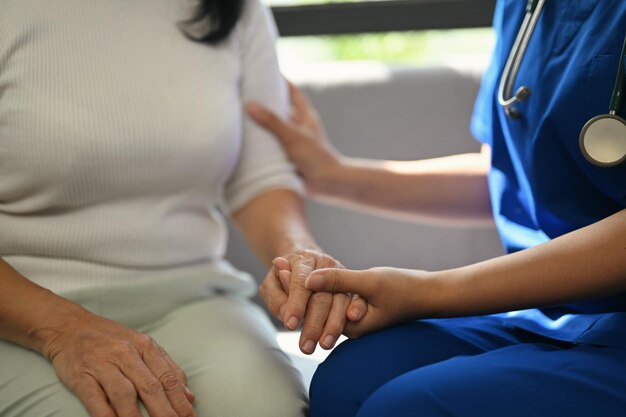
[266,0,495,78]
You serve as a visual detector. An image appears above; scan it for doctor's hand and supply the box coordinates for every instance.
[247,82,343,195]
[305,267,437,338]
[259,249,367,354]
[43,311,195,417]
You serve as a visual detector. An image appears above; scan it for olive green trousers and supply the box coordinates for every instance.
[0,274,308,417]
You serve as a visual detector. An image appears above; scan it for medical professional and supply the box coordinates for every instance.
[248,0,626,415]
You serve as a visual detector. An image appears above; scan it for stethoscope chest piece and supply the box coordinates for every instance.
[579,34,626,167]
[579,114,626,167]
[500,1,626,167]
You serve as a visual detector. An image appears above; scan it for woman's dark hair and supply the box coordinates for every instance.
[181,0,245,44]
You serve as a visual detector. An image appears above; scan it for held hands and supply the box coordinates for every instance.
[305,267,437,338]
[247,82,343,194]
[259,249,367,354]
[43,312,195,417]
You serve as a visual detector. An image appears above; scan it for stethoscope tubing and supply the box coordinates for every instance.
[497,0,626,166]
[497,0,546,118]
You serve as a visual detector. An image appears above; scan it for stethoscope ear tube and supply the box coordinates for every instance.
[498,0,546,118]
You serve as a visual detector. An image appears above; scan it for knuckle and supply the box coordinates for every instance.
[110,340,135,357]
[134,334,156,350]
[309,292,332,309]
[304,322,325,335]
[331,274,347,292]
[139,377,164,396]
[259,281,274,297]
[320,254,341,268]
[109,383,136,400]
[333,292,351,304]
[158,371,181,391]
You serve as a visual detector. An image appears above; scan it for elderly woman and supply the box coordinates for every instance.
[0,0,354,416]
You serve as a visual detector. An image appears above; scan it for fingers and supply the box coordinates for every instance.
[72,374,118,417]
[159,347,195,403]
[305,268,372,296]
[278,269,291,295]
[319,293,350,350]
[140,343,196,417]
[287,81,311,116]
[298,291,333,354]
[246,102,295,145]
[98,368,144,417]
[282,256,316,330]
[108,337,194,417]
[259,267,288,321]
[272,256,290,272]
[347,294,369,322]
[272,257,292,291]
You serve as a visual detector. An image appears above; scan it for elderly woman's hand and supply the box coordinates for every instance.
[43,311,195,417]
[260,249,367,354]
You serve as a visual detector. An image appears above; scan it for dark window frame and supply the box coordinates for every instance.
[271,0,497,37]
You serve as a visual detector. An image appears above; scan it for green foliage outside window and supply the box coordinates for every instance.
[268,0,494,66]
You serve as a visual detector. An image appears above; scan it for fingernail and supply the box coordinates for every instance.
[286,316,299,330]
[303,340,316,354]
[350,308,361,320]
[323,335,335,348]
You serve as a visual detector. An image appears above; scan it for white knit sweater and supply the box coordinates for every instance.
[0,0,301,293]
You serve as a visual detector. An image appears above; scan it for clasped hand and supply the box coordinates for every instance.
[260,249,367,354]
[262,256,436,348]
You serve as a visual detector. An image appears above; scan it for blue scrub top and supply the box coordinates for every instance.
[471,0,626,348]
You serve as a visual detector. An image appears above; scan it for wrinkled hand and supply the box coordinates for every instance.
[305,267,436,338]
[44,312,195,417]
[259,249,367,354]
[247,82,343,194]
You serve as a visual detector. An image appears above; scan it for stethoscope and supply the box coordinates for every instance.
[498,0,626,167]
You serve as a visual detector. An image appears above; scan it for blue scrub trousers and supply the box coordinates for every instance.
[310,316,626,417]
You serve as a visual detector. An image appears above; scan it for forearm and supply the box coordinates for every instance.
[231,189,319,265]
[313,147,493,226]
[431,209,626,317]
[0,259,89,356]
